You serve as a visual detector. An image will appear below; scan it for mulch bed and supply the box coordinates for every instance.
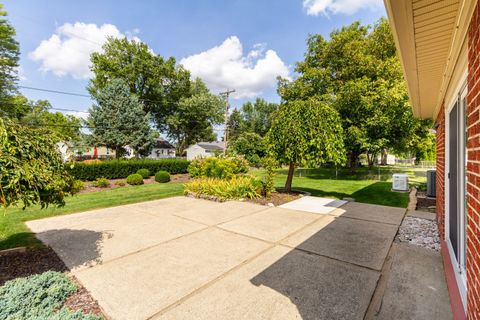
[247,191,303,206]
[80,173,191,194]
[0,247,104,317]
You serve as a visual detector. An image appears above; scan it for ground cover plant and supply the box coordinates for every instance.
[0,183,184,250]
[91,178,109,188]
[184,176,262,201]
[68,159,189,181]
[0,271,101,320]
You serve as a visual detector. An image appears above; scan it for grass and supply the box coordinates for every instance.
[253,165,429,208]
[0,182,184,250]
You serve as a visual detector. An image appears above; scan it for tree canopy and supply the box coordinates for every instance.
[89,37,191,132]
[88,79,156,158]
[228,98,279,140]
[266,99,345,191]
[278,18,432,168]
[0,4,19,106]
[165,78,223,155]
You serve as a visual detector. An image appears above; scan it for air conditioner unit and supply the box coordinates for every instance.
[392,174,409,192]
[426,170,436,198]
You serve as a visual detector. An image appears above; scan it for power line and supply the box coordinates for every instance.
[19,86,91,98]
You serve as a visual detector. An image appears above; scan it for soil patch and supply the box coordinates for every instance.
[0,247,104,317]
[416,191,436,212]
[247,191,302,206]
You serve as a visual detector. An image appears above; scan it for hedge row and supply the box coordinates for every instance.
[68,159,190,181]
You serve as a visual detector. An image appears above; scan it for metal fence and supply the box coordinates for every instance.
[394,159,436,168]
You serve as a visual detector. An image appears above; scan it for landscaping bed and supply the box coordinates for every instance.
[0,247,104,318]
[246,191,302,206]
[79,174,190,194]
[415,191,436,212]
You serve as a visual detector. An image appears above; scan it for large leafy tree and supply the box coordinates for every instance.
[267,99,345,192]
[279,19,425,169]
[0,118,75,208]
[20,100,82,143]
[229,132,266,166]
[88,79,156,158]
[89,37,191,131]
[165,78,223,155]
[0,4,19,106]
[228,98,279,140]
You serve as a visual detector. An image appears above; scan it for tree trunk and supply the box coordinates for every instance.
[380,150,387,165]
[348,152,358,173]
[367,153,376,169]
[284,162,295,192]
[115,146,121,159]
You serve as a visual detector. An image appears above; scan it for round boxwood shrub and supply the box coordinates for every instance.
[136,168,150,179]
[155,170,170,183]
[126,173,144,185]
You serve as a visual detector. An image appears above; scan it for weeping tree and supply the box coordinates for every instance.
[266,99,345,192]
[0,119,76,208]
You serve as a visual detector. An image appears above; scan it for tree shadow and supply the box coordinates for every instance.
[249,212,389,320]
[34,229,110,270]
[289,187,350,200]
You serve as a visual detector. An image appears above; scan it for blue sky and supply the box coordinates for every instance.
[4,0,386,119]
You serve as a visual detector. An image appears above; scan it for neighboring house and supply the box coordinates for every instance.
[385,1,479,318]
[185,141,225,160]
[148,139,176,159]
[77,146,115,160]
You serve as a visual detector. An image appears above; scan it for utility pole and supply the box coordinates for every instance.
[220,88,235,153]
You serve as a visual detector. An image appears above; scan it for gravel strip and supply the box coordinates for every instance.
[396,216,440,251]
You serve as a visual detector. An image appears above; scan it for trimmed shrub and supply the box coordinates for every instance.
[91,177,110,188]
[126,173,143,185]
[114,180,126,186]
[136,168,150,179]
[155,171,170,183]
[67,159,189,181]
[188,156,249,179]
[184,176,262,200]
[72,180,85,193]
[0,271,102,320]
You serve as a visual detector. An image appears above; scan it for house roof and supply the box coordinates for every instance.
[154,139,175,149]
[384,0,477,119]
[195,141,225,151]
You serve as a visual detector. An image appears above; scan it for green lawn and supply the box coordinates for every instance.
[253,165,429,208]
[1,165,429,251]
[0,182,184,250]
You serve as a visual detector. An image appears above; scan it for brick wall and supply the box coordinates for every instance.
[436,107,446,240]
[467,3,480,318]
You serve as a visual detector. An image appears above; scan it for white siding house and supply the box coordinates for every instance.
[148,139,176,159]
[186,142,225,161]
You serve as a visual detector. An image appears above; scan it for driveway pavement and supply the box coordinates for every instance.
[27,196,452,320]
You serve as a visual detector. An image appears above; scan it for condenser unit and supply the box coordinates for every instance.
[426,170,436,198]
[392,174,409,192]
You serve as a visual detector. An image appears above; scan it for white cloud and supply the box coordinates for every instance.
[180,36,290,99]
[303,0,382,16]
[65,110,89,120]
[17,66,27,81]
[29,22,139,79]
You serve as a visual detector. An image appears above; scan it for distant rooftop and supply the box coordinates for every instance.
[195,141,225,151]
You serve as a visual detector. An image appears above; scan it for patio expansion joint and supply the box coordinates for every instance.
[363,207,408,320]
[328,214,402,227]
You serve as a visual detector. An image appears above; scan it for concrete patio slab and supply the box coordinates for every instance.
[172,200,268,225]
[334,202,405,225]
[29,210,206,270]
[279,196,347,214]
[406,210,436,221]
[134,196,225,218]
[281,216,398,270]
[376,243,452,320]
[218,207,319,242]
[74,228,270,320]
[155,245,380,320]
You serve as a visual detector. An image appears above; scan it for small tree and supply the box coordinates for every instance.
[88,79,155,158]
[266,99,345,192]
